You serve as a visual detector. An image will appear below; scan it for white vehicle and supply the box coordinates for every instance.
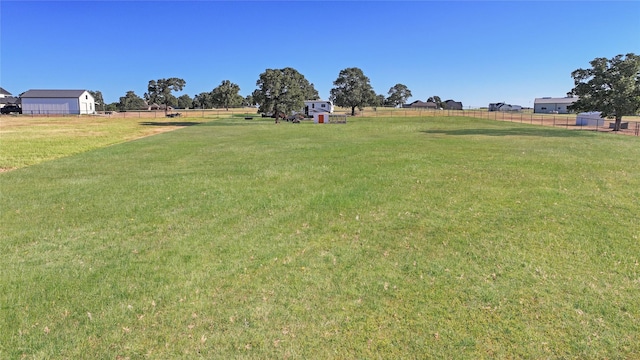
[303,100,334,117]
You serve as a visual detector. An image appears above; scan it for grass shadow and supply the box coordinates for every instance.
[201,119,300,126]
[139,121,202,127]
[421,127,590,138]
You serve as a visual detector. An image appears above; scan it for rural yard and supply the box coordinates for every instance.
[1,109,639,171]
[1,114,639,358]
[2,0,638,356]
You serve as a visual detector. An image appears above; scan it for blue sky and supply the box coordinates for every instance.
[1,1,639,108]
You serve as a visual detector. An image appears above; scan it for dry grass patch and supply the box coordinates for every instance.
[0,115,198,170]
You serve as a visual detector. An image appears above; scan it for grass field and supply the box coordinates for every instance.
[0,115,205,171]
[1,115,639,358]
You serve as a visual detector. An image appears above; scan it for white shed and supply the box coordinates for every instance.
[21,89,95,115]
[576,111,604,126]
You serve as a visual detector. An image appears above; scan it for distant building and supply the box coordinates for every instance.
[0,87,11,98]
[0,87,20,109]
[147,103,173,111]
[533,97,578,114]
[403,100,438,109]
[21,89,96,115]
[489,102,522,112]
[444,100,463,110]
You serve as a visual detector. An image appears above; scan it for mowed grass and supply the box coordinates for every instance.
[1,116,639,358]
[0,116,203,170]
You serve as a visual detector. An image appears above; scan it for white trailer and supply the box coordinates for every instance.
[303,100,334,116]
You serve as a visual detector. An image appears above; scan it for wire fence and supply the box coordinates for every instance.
[8,107,640,136]
[357,108,640,136]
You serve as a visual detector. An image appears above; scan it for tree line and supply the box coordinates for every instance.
[89,53,640,128]
[89,67,416,116]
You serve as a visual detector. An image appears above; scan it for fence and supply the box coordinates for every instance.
[356,108,640,136]
[9,107,640,136]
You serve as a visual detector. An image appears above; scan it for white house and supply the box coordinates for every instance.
[533,97,578,114]
[21,89,95,115]
[0,87,20,109]
[0,87,11,98]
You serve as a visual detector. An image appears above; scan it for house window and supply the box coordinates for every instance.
[541,107,547,110]
[86,95,88,99]
[321,104,325,108]
[312,104,315,108]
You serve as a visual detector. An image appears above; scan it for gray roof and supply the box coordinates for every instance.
[408,100,437,107]
[21,89,89,98]
[0,87,12,96]
[0,96,20,104]
[534,97,578,104]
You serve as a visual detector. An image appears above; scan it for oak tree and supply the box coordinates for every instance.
[253,67,318,123]
[177,94,193,109]
[386,84,412,108]
[569,53,640,131]
[145,77,186,114]
[243,94,255,107]
[330,67,376,116]
[193,92,213,109]
[118,91,146,111]
[211,80,243,110]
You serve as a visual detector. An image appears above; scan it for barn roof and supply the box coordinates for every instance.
[534,97,578,104]
[407,100,437,108]
[21,89,89,98]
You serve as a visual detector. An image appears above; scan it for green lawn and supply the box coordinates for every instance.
[1,116,639,358]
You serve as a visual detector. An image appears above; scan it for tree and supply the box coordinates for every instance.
[372,94,386,110]
[253,67,318,123]
[427,96,444,109]
[193,92,213,109]
[88,90,105,112]
[211,80,243,110]
[118,91,146,111]
[105,102,119,111]
[569,53,640,131]
[177,94,193,109]
[243,94,255,107]
[386,84,412,108]
[145,77,186,114]
[330,67,376,116]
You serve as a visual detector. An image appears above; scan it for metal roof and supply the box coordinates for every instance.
[0,96,20,104]
[21,89,89,98]
[534,97,578,104]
